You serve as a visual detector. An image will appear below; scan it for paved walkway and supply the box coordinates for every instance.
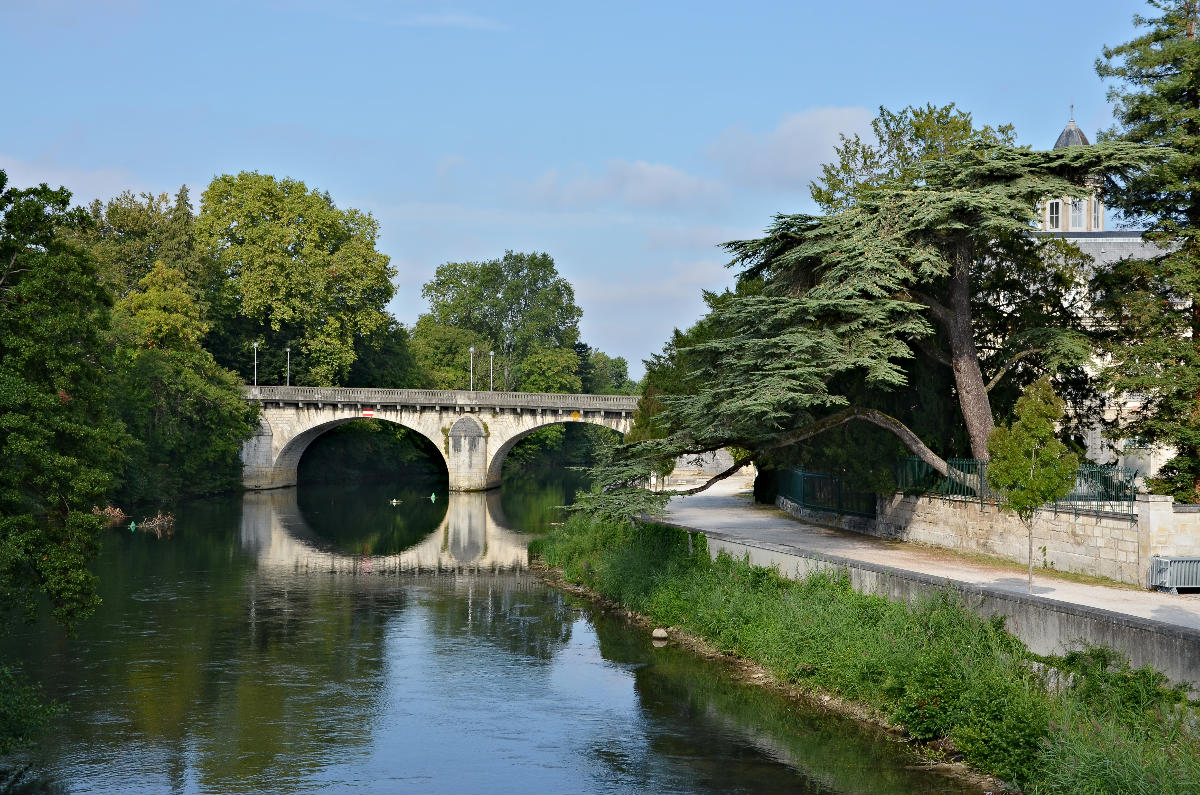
[666,477,1200,633]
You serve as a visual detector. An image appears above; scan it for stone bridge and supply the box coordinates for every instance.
[241,386,638,491]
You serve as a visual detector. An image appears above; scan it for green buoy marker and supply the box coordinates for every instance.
[430,493,436,503]
[129,521,136,533]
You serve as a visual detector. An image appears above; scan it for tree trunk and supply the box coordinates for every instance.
[1028,520,1034,595]
[946,251,995,460]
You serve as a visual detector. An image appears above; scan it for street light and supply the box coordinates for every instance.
[469,346,475,391]
[489,351,494,391]
[252,341,259,386]
[285,347,291,387]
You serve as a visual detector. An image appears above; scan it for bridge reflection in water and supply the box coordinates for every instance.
[240,488,533,574]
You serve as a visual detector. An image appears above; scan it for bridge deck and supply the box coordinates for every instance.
[243,385,639,413]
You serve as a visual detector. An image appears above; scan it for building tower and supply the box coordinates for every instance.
[1036,113,1105,232]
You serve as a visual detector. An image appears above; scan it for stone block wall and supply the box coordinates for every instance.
[875,494,1143,584]
[776,491,1200,587]
[1138,496,1200,561]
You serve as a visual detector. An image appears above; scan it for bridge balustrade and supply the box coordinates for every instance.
[243,385,639,412]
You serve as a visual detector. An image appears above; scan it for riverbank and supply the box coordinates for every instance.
[531,515,1200,795]
[531,562,1008,795]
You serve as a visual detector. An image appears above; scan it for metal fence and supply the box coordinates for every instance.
[894,456,1137,520]
[778,468,877,518]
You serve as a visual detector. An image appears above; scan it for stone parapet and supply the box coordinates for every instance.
[244,385,638,413]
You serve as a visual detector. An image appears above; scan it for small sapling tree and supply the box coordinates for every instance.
[986,378,1079,593]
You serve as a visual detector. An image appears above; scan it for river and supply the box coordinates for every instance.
[5,476,974,794]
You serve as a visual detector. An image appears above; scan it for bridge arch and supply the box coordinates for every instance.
[484,417,625,488]
[280,416,449,486]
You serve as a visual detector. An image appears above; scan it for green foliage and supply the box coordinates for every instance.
[419,250,581,391]
[0,171,126,628]
[519,346,581,394]
[1032,699,1200,795]
[539,513,1200,792]
[0,663,58,755]
[951,674,1049,785]
[76,187,204,299]
[409,316,492,390]
[1093,1,1200,500]
[577,345,634,394]
[345,318,427,389]
[0,171,128,756]
[811,102,1017,213]
[584,106,1155,520]
[109,264,256,502]
[986,378,1079,522]
[198,172,395,386]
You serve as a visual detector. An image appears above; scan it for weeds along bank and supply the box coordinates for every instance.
[531,517,1200,795]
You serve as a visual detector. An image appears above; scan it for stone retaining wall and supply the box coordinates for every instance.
[693,531,1200,689]
[777,491,1200,587]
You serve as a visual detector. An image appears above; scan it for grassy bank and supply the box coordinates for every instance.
[532,516,1200,794]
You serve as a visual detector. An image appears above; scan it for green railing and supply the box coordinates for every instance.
[895,456,1137,520]
[778,468,877,518]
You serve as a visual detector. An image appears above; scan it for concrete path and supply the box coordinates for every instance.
[666,477,1200,633]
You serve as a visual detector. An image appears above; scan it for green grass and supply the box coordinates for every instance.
[533,516,1200,794]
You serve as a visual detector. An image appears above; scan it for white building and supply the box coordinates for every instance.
[1034,116,1171,477]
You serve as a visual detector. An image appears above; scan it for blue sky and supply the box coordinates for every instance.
[2,1,1147,377]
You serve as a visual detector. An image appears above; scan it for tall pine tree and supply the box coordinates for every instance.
[578,108,1158,522]
[1094,0,1200,500]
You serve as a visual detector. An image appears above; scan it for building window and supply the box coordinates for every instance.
[1093,199,1103,230]
[1048,200,1061,230]
[1070,199,1085,230]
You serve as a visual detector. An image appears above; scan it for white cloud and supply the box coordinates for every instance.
[532,159,725,212]
[708,106,873,191]
[643,224,755,253]
[576,258,733,373]
[0,154,146,205]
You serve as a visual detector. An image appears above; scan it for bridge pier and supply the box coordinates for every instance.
[238,387,636,492]
[446,415,495,491]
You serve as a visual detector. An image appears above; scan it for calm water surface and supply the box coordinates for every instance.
[7,477,974,794]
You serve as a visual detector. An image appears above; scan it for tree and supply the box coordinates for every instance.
[574,342,634,395]
[420,250,582,390]
[588,350,634,395]
[577,106,1157,522]
[76,187,204,299]
[409,316,492,390]
[520,346,582,394]
[0,171,125,627]
[986,378,1079,593]
[0,171,128,752]
[109,263,256,502]
[1094,0,1200,500]
[197,172,395,386]
[345,318,427,389]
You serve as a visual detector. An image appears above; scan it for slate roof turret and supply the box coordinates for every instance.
[1054,118,1091,149]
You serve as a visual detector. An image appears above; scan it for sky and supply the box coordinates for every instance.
[1,0,1150,378]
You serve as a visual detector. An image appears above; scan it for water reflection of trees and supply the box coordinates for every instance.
[588,613,970,795]
[9,497,404,793]
[418,577,575,662]
[297,481,447,556]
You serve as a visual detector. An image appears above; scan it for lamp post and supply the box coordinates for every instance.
[252,341,258,386]
[285,347,291,386]
[489,351,494,391]
[469,346,475,391]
